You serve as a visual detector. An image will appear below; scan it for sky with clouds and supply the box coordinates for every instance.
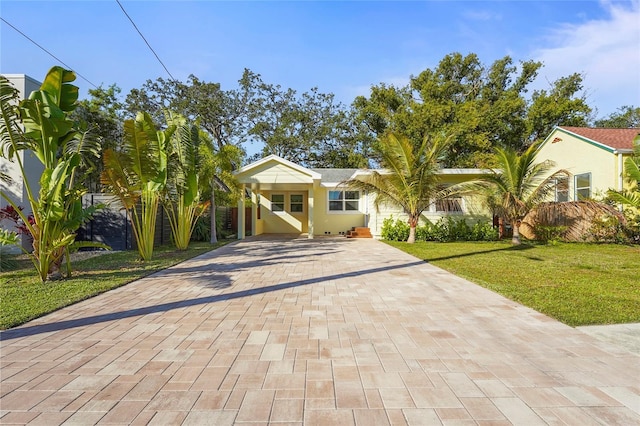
[1,0,639,118]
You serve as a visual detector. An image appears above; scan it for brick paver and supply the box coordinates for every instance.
[1,236,639,425]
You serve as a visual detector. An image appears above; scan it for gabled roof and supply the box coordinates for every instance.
[234,154,321,180]
[557,126,639,152]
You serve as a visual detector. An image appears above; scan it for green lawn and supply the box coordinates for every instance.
[386,241,640,327]
[0,241,231,330]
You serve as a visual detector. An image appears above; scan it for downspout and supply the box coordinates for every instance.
[364,190,369,227]
[616,151,624,212]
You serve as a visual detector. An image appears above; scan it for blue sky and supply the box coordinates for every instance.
[1,0,639,118]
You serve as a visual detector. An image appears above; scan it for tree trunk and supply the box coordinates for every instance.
[407,215,418,244]
[210,188,218,244]
[407,225,416,243]
[511,220,521,245]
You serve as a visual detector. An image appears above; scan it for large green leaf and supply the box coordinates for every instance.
[39,66,78,113]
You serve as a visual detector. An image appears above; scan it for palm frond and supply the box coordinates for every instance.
[0,77,32,159]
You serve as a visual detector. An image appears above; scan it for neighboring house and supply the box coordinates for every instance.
[536,126,640,201]
[234,155,490,239]
[0,74,43,252]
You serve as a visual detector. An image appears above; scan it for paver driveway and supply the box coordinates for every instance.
[1,236,639,425]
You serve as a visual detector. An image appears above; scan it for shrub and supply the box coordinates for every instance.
[588,214,632,244]
[381,217,410,241]
[381,216,498,242]
[533,225,568,244]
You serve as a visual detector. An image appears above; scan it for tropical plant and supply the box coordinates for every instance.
[478,143,568,244]
[344,131,452,243]
[101,111,175,260]
[162,112,209,250]
[198,139,242,244]
[607,141,640,210]
[0,67,104,281]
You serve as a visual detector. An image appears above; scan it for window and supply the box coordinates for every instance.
[290,194,303,213]
[328,190,359,212]
[435,198,463,213]
[271,194,284,212]
[574,173,591,200]
[555,176,569,202]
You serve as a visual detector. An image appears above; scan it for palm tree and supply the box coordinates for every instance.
[344,131,451,243]
[479,143,567,244]
[198,139,242,244]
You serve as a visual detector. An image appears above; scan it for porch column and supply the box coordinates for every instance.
[238,184,245,240]
[251,184,258,236]
[307,181,317,239]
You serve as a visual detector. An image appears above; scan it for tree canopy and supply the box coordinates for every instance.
[78,51,631,175]
[354,53,593,167]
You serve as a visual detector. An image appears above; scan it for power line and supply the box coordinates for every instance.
[115,0,175,80]
[0,17,98,89]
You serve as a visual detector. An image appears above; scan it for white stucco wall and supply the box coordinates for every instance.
[0,74,42,252]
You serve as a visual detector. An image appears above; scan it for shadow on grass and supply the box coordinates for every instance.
[419,243,534,263]
[0,259,424,341]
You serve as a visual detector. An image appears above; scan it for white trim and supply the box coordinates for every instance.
[270,193,285,214]
[574,172,592,200]
[234,154,322,179]
[326,189,362,214]
[289,193,305,215]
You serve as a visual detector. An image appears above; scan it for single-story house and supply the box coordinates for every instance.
[233,155,490,239]
[537,126,639,201]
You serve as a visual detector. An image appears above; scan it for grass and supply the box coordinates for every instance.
[0,241,231,330]
[385,240,640,327]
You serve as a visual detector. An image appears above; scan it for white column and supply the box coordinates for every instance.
[238,184,245,240]
[307,184,315,239]
[251,184,258,236]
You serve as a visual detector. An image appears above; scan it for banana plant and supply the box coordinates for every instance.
[0,67,105,281]
[162,112,209,250]
[101,111,175,260]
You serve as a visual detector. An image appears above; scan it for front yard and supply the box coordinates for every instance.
[386,241,640,327]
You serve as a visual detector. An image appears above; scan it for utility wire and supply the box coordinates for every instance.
[115,0,175,80]
[0,17,99,88]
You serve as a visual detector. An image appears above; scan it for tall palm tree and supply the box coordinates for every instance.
[479,143,567,244]
[344,131,451,243]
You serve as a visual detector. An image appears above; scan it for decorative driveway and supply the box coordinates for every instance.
[1,236,639,425]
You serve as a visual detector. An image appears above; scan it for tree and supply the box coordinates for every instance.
[354,52,592,167]
[162,112,208,250]
[101,111,175,260]
[478,143,568,245]
[198,137,242,244]
[243,72,370,167]
[526,73,592,142]
[0,67,103,281]
[343,131,452,243]
[71,84,125,191]
[595,106,640,128]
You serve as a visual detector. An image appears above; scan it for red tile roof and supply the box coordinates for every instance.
[559,126,639,150]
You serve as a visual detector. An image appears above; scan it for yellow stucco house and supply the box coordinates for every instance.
[234,155,489,239]
[536,126,639,201]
